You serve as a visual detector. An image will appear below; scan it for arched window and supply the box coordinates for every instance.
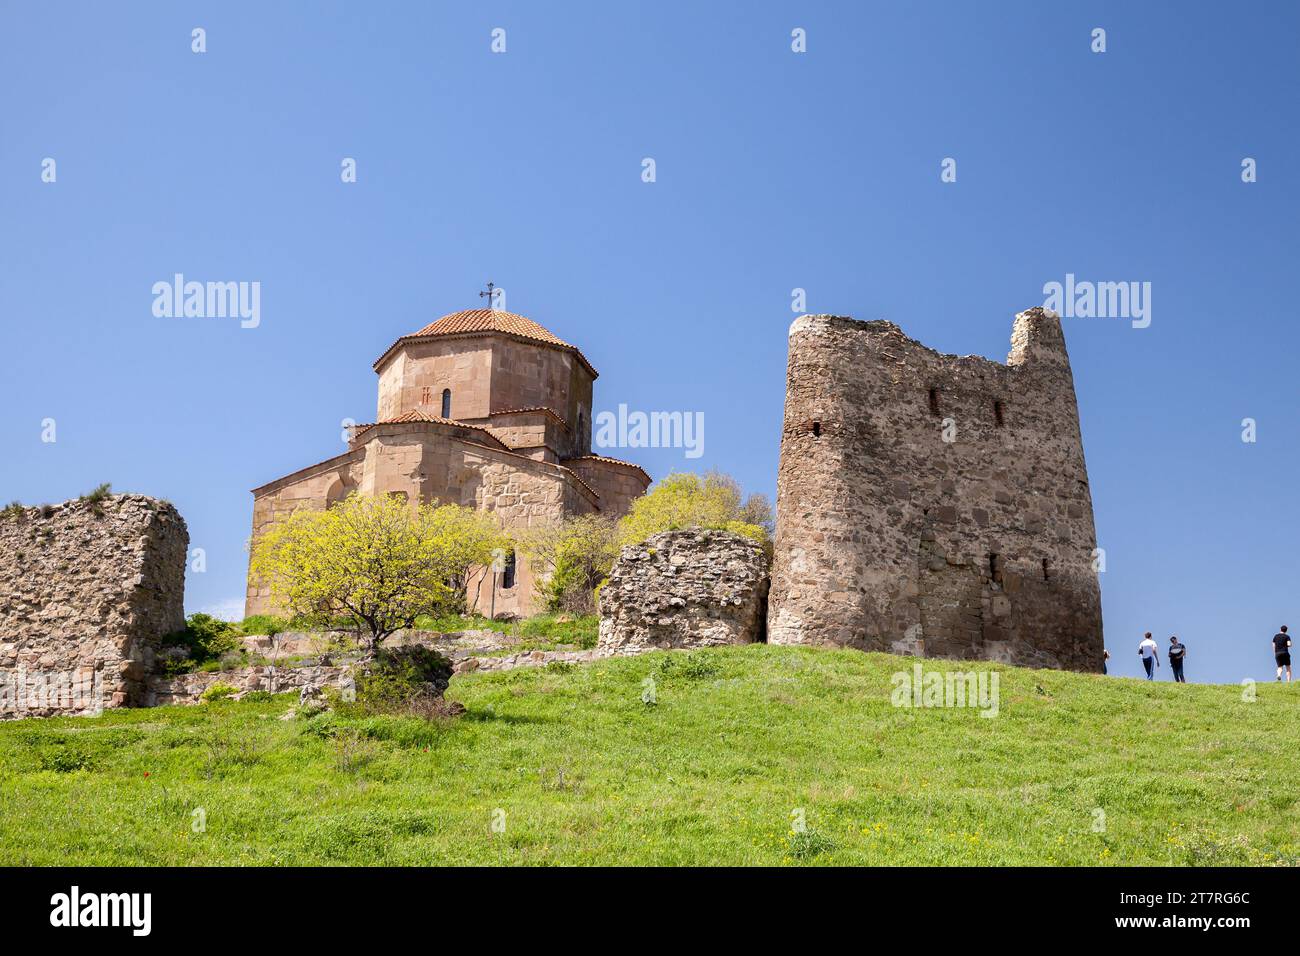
[441,388,452,418]
[502,550,516,590]
[577,408,585,441]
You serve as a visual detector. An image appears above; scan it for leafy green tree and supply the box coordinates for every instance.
[249,493,507,652]
[518,514,620,614]
[617,471,770,546]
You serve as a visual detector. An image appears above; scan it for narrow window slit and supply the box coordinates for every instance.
[994,401,1006,427]
[928,388,941,416]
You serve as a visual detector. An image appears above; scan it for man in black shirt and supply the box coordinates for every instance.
[1167,636,1187,683]
[1274,626,1292,682]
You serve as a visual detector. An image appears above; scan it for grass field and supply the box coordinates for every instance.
[1,645,1296,865]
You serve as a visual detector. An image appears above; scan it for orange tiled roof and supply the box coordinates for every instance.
[374,308,598,377]
[413,309,573,347]
[385,409,459,425]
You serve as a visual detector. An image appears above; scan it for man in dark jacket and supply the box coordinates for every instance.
[1274,626,1292,682]
[1167,636,1187,683]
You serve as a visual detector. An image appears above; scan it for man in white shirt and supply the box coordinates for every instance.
[1138,632,1160,680]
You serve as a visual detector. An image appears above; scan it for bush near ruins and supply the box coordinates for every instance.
[518,515,621,615]
[515,472,772,614]
[2,481,118,521]
[617,471,772,548]
[248,492,507,653]
[351,646,456,717]
[78,482,113,517]
[160,613,245,674]
[199,682,240,703]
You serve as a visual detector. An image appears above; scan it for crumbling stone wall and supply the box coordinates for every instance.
[598,529,770,653]
[768,309,1103,672]
[0,494,188,717]
[145,664,352,707]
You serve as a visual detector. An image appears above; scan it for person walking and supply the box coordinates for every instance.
[1167,636,1187,683]
[1138,632,1160,680]
[1274,626,1292,682]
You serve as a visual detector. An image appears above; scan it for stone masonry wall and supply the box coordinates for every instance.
[145,664,352,707]
[768,309,1103,672]
[0,494,188,717]
[599,529,770,653]
[563,457,651,520]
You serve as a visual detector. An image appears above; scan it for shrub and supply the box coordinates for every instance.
[301,710,342,739]
[617,471,771,548]
[78,482,113,517]
[200,682,239,703]
[788,828,836,860]
[655,652,722,681]
[239,615,290,636]
[518,515,620,614]
[354,646,453,715]
[39,744,96,773]
[241,690,275,703]
[160,613,245,674]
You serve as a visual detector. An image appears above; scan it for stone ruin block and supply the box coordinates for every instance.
[0,494,187,717]
[598,529,770,653]
[768,308,1104,672]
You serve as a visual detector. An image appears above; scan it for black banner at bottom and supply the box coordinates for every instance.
[0,866,1283,939]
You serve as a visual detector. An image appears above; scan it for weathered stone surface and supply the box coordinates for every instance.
[0,495,187,717]
[145,664,353,707]
[768,309,1104,672]
[453,648,601,674]
[598,529,770,653]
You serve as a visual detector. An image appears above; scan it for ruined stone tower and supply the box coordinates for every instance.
[768,307,1103,672]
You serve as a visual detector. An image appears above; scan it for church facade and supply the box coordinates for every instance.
[244,307,650,619]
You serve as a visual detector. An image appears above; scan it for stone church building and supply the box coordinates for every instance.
[245,307,650,619]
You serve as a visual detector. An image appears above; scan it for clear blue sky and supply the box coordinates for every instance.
[2,2,1296,684]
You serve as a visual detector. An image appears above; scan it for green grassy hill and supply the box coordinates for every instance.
[1,645,1296,865]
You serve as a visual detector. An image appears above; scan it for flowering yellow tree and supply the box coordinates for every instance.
[249,492,507,652]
